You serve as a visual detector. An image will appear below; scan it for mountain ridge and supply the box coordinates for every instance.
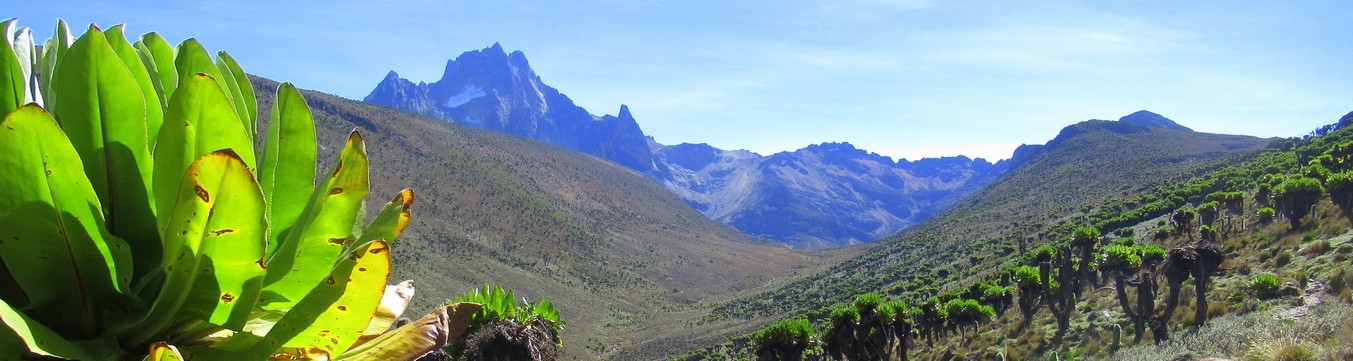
[365,44,1008,248]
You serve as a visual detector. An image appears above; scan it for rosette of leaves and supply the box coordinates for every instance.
[1011,265,1044,325]
[443,285,563,361]
[0,19,477,361]
[822,305,859,360]
[752,317,814,361]
[1250,274,1282,300]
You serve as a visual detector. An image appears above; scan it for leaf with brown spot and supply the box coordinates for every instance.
[193,184,210,202]
[261,130,369,311]
[151,72,254,237]
[148,341,185,361]
[255,240,390,360]
[346,189,414,254]
[120,150,266,346]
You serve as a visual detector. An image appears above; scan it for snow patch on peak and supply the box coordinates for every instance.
[444,83,487,108]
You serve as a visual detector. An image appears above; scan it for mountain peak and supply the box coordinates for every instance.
[1119,110,1192,131]
[618,104,633,120]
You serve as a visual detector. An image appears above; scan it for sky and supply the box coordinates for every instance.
[11,1,1353,161]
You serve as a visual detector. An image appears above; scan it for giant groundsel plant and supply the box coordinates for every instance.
[0,19,481,360]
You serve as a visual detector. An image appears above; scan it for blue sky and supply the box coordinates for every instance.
[12,1,1353,161]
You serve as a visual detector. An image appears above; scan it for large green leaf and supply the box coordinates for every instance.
[271,240,391,359]
[347,188,413,254]
[214,51,255,139]
[38,19,72,113]
[0,298,106,360]
[54,25,160,281]
[122,149,267,347]
[0,105,131,338]
[172,39,231,113]
[105,24,164,155]
[152,73,254,234]
[0,19,26,115]
[11,22,40,105]
[136,32,176,111]
[261,130,370,309]
[258,82,316,260]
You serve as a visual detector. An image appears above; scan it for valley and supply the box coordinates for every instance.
[254,77,859,359]
[2,10,1348,360]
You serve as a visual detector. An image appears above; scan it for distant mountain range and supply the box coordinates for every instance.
[365,44,1006,249]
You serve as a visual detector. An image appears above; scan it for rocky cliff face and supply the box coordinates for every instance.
[366,44,1009,249]
[364,43,654,171]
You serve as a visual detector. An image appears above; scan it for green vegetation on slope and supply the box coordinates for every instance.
[704,119,1269,324]
[251,77,837,360]
[680,114,1353,360]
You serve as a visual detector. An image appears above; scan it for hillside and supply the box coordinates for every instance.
[250,77,842,360]
[676,113,1282,359]
[366,44,1007,248]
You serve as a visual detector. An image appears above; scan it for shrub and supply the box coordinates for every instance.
[445,285,564,359]
[1241,338,1317,361]
[1272,251,1293,267]
[854,292,883,312]
[450,284,563,329]
[1251,274,1283,299]
[753,317,815,357]
[1013,266,1042,288]
[1257,207,1277,222]
[1156,226,1176,240]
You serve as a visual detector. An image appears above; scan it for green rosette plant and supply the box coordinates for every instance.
[0,19,484,360]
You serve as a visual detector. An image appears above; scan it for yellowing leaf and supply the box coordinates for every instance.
[348,188,413,254]
[337,303,482,361]
[259,240,391,359]
[152,73,253,234]
[262,130,369,309]
[122,149,266,346]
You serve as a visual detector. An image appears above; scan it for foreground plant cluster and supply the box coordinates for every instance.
[686,116,1353,359]
[0,19,561,360]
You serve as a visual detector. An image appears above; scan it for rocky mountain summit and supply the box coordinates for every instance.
[1119,109,1193,131]
[366,44,1009,248]
[365,43,653,171]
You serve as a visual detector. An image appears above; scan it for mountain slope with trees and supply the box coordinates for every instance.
[665,113,1331,360]
[253,77,842,360]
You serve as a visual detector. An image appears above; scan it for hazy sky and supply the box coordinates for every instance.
[12,1,1353,161]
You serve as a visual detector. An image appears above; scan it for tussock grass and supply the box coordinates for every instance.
[1109,302,1353,361]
